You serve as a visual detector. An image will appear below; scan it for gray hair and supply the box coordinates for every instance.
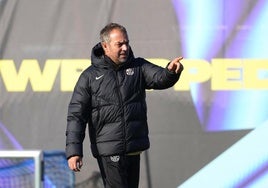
[100,23,128,43]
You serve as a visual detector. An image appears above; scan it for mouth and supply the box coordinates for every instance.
[120,54,127,58]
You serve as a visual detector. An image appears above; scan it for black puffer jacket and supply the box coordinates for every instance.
[65,43,182,158]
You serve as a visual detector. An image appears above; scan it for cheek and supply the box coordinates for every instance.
[105,45,120,57]
[111,48,120,56]
[104,48,113,56]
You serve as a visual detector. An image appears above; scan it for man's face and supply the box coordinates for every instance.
[102,29,130,64]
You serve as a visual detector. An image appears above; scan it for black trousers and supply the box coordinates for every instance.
[97,154,140,188]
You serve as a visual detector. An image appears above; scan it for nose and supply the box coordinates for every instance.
[122,44,128,51]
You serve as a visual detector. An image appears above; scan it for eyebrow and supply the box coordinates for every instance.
[116,40,129,44]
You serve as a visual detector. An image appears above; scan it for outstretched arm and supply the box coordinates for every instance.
[140,56,184,89]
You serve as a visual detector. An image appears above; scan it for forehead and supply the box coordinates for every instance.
[109,29,128,42]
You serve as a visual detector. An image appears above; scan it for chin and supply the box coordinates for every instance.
[119,58,128,63]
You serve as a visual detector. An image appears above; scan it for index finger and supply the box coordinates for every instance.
[176,56,183,61]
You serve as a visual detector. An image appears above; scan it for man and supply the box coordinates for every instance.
[65,23,183,188]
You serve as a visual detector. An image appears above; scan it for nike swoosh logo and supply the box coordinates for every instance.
[95,75,104,80]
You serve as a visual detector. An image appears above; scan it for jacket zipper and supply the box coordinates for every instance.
[115,70,127,152]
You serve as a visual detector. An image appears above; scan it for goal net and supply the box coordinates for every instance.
[0,150,74,188]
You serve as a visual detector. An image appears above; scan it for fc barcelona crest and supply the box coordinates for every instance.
[126,68,134,76]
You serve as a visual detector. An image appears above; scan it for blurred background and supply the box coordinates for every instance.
[1,0,268,187]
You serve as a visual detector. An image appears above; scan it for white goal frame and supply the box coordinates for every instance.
[0,150,43,188]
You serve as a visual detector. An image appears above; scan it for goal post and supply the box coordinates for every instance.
[0,150,43,188]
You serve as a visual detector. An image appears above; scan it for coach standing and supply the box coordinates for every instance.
[65,22,183,188]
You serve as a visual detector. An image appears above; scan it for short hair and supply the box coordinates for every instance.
[100,23,128,43]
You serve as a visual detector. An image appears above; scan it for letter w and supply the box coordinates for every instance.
[0,59,60,92]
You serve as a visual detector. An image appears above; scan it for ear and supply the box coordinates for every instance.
[101,42,110,55]
[101,42,107,50]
